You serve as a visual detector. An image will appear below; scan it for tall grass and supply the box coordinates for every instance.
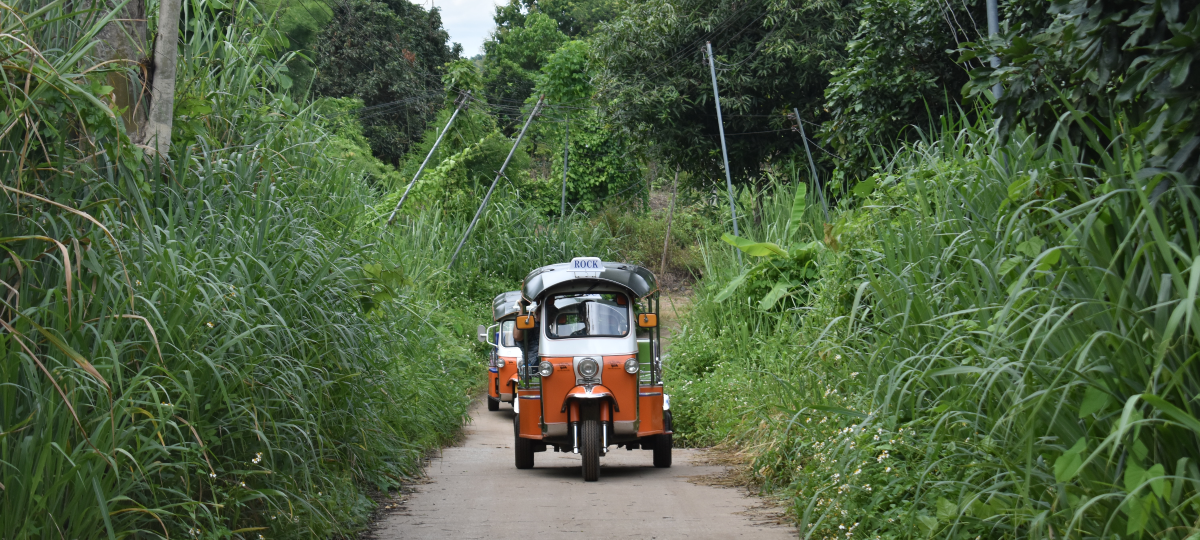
[0,0,621,536]
[669,112,1200,538]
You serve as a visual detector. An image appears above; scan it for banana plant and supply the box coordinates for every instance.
[715,182,823,310]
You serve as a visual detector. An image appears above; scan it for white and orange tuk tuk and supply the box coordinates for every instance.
[479,291,523,411]
[512,257,671,481]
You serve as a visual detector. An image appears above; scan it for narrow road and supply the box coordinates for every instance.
[372,400,796,539]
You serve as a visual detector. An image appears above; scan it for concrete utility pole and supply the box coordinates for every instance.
[95,0,147,140]
[659,167,679,277]
[388,91,471,224]
[145,0,182,156]
[449,96,545,269]
[561,119,569,217]
[987,0,1001,99]
[705,41,741,263]
[792,107,829,221]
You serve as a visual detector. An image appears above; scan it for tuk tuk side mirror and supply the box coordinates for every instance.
[637,313,658,328]
[516,314,536,330]
[477,324,488,343]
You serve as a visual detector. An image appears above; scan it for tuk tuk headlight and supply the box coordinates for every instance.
[624,358,639,374]
[497,358,506,368]
[538,361,554,378]
[578,358,599,378]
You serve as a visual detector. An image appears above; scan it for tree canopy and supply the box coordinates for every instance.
[482,9,568,127]
[591,0,857,184]
[314,1,460,165]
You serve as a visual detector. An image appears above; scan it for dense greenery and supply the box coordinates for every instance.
[593,0,857,182]
[819,0,981,179]
[967,0,1199,180]
[0,0,613,537]
[670,112,1200,538]
[482,9,568,127]
[313,0,458,164]
[9,0,1200,537]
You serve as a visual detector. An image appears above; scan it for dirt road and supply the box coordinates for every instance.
[371,400,796,539]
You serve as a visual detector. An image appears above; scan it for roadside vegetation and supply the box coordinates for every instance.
[670,111,1200,538]
[5,0,1198,537]
[0,0,612,537]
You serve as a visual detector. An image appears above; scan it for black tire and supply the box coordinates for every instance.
[580,419,601,481]
[514,414,534,469]
[653,411,672,468]
[487,395,500,411]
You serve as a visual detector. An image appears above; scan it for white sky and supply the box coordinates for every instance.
[418,0,505,57]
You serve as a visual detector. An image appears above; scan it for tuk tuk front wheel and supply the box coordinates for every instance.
[580,419,601,481]
[487,395,500,411]
[653,411,672,468]
[514,414,534,469]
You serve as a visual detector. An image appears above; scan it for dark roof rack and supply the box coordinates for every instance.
[521,261,658,301]
[492,291,524,321]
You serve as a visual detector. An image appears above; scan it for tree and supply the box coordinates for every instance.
[534,40,640,214]
[481,9,567,129]
[966,0,1200,181]
[314,1,459,165]
[592,0,857,186]
[488,0,619,38]
[818,0,983,180]
[537,0,619,37]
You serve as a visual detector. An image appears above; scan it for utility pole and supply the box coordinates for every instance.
[659,167,679,277]
[388,91,470,224]
[449,96,544,269]
[705,41,741,263]
[986,0,1001,99]
[561,118,569,217]
[145,0,182,157]
[96,0,147,140]
[792,107,829,221]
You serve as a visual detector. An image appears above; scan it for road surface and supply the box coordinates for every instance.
[370,400,796,539]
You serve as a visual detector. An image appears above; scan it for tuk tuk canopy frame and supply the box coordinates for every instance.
[520,262,658,304]
[493,291,523,322]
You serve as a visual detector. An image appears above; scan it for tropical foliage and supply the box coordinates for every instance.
[592,0,857,181]
[313,0,458,164]
[10,0,1200,538]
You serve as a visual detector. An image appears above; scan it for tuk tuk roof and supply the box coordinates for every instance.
[492,291,523,321]
[521,261,658,301]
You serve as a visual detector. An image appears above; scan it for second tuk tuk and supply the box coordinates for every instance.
[512,257,671,481]
[478,291,523,411]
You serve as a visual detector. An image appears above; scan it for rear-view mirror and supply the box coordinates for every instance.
[637,313,658,328]
[516,315,536,330]
[477,324,487,343]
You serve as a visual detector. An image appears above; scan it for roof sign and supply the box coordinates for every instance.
[570,257,604,277]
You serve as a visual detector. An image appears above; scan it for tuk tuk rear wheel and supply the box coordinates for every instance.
[580,419,601,481]
[653,411,672,468]
[514,414,534,469]
[487,395,500,411]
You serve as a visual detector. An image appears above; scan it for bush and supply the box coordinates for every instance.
[669,112,1200,539]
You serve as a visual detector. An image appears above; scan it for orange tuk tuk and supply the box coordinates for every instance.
[478,291,523,411]
[512,257,671,481]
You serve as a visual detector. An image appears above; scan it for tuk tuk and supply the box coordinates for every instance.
[478,291,523,411]
[512,257,671,481]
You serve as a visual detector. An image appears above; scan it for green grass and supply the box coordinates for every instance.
[667,111,1200,539]
[0,0,621,537]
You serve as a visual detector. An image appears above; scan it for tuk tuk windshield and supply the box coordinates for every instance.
[500,320,516,347]
[546,293,630,339]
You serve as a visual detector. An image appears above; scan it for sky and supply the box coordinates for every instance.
[420,0,504,57]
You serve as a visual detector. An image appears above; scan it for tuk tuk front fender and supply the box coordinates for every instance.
[560,385,619,413]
